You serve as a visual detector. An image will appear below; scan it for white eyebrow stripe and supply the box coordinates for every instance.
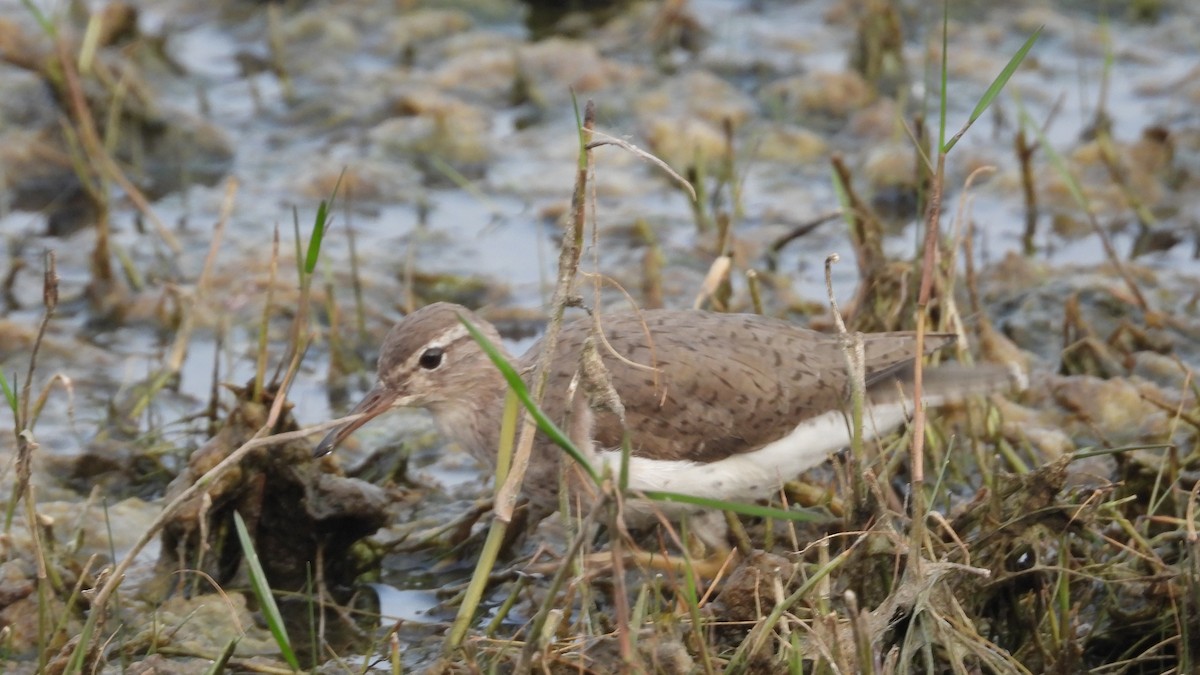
[401,323,471,371]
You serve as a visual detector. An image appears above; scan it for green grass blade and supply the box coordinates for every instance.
[306,200,328,274]
[291,207,304,280]
[304,168,343,275]
[62,616,92,675]
[444,515,511,651]
[571,89,586,169]
[640,490,831,523]
[725,535,865,673]
[203,637,240,675]
[1073,443,1172,460]
[943,26,1042,153]
[233,511,300,671]
[456,314,599,484]
[0,371,17,420]
[18,0,55,37]
[830,165,852,227]
[618,432,632,491]
[3,372,22,530]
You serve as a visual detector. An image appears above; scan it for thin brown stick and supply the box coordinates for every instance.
[764,210,842,269]
[8,252,59,666]
[55,38,181,254]
[909,150,948,574]
[82,415,365,628]
[606,493,636,669]
[494,102,595,522]
[1015,128,1039,255]
[515,497,606,671]
[587,130,697,202]
[166,178,237,373]
[19,252,57,429]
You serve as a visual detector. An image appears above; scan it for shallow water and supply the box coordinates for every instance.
[0,0,1198,666]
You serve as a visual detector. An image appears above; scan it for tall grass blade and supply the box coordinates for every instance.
[943,27,1042,153]
[571,89,587,170]
[306,199,329,275]
[640,490,830,523]
[445,391,519,651]
[233,511,300,671]
[203,637,240,675]
[0,372,16,419]
[830,165,852,227]
[443,516,512,651]
[1022,107,1086,211]
[457,315,599,483]
[18,0,55,37]
[305,168,341,275]
[291,207,304,281]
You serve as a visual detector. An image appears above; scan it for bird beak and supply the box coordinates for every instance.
[313,384,399,458]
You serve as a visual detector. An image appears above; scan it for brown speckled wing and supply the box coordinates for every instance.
[524,310,957,464]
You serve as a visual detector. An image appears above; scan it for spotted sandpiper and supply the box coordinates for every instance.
[315,302,1021,534]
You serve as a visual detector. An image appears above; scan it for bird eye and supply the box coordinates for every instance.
[418,347,444,370]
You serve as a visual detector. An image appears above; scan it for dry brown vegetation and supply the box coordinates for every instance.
[1,1,1198,674]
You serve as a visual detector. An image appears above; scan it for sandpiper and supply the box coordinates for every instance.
[315,302,1021,541]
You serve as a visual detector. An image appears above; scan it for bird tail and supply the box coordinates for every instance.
[867,360,1027,408]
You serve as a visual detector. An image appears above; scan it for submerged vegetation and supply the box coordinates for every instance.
[1,0,1198,673]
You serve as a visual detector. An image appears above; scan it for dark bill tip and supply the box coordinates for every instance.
[312,384,397,459]
[313,428,342,458]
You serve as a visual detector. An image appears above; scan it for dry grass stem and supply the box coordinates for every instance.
[54,38,180,254]
[587,129,697,202]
